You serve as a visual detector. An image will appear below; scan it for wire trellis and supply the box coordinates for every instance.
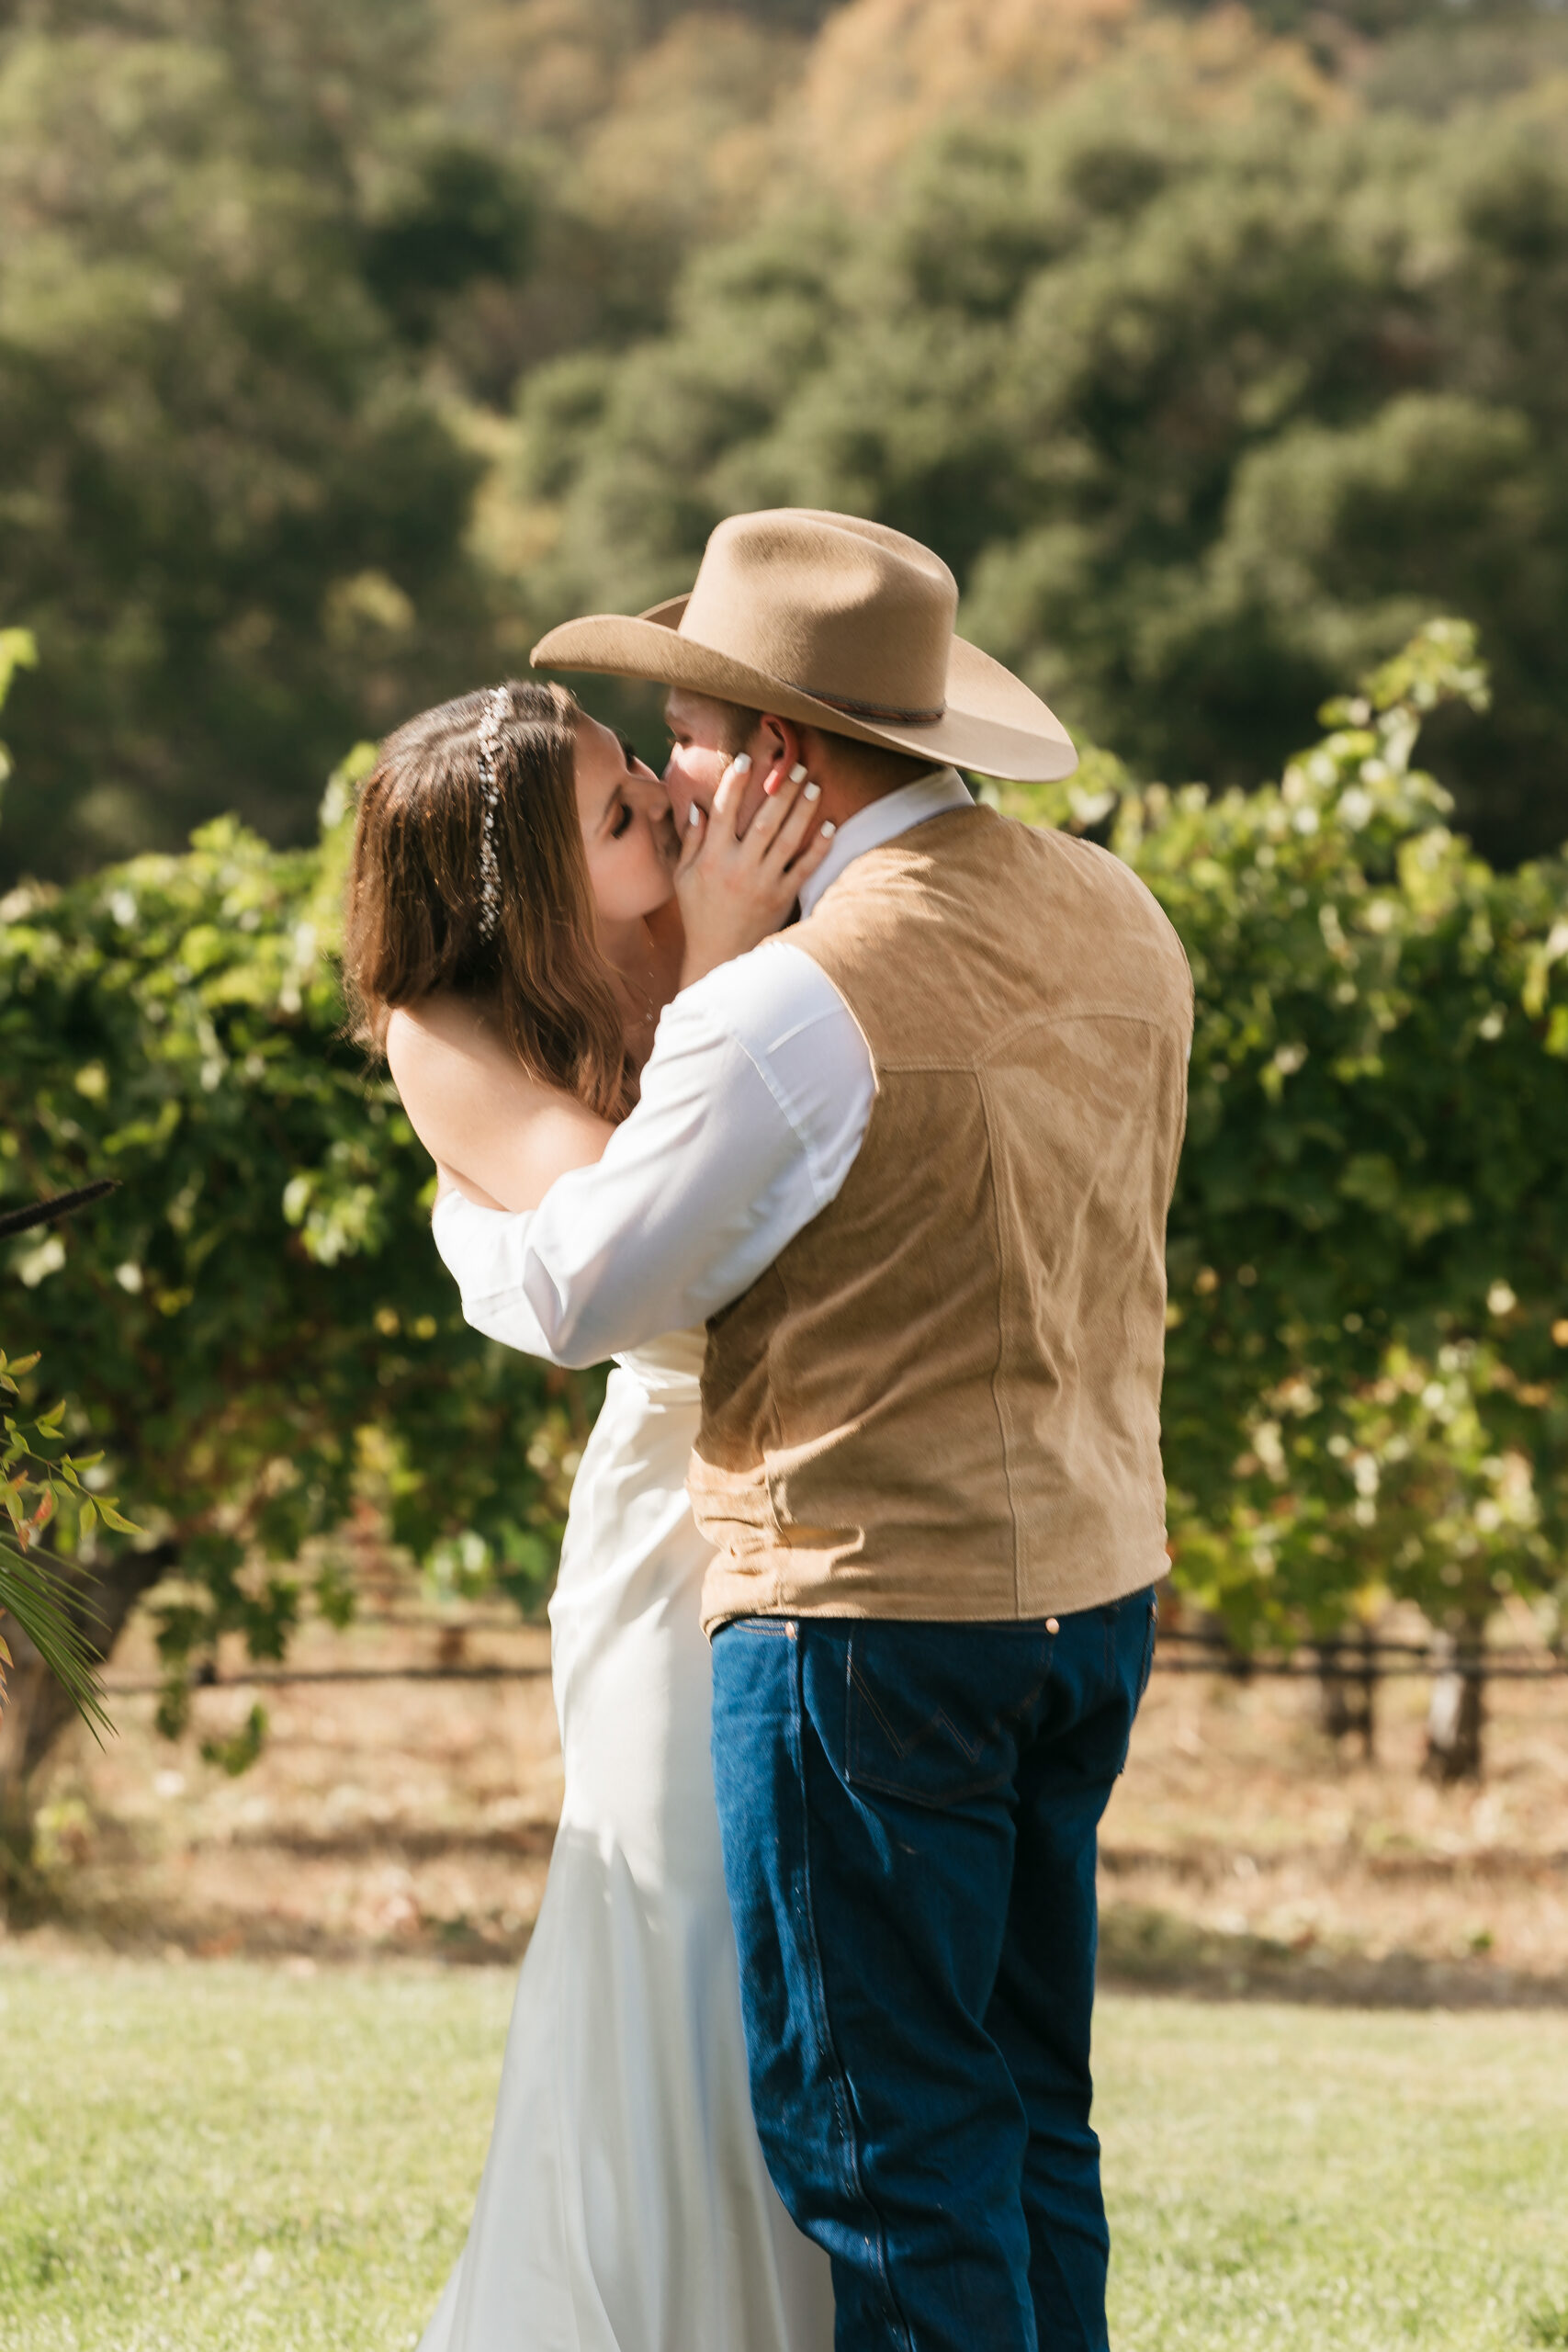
[94,1623,1565,1696]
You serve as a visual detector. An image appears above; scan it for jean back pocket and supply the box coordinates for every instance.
[843,1623,1045,1811]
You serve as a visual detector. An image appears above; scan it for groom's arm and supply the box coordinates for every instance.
[433,944,874,1366]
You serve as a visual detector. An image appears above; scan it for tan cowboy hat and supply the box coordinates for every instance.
[530,508,1077,784]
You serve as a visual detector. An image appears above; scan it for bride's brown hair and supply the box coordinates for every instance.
[343,681,635,1118]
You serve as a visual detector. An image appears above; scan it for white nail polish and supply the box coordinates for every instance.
[804,781,820,801]
[730,753,751,774]
[788,763,807,783]
[688,804,701,825]
[820,821,836,838]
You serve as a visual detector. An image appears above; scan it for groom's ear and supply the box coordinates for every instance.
[756,714,806,794]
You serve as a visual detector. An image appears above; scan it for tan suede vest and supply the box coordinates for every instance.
[691,804,1193,1634]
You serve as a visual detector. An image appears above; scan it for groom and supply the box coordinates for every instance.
[443,510,1192,2350]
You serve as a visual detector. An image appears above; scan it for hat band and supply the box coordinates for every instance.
[803,683,947,726]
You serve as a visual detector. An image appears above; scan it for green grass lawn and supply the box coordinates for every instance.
[4,1960,1566,2351]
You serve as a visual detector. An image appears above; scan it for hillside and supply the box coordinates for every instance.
[3,0,1565,873]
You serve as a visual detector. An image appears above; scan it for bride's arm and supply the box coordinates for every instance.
[386,999,613,1214]
[390,760,832,1210]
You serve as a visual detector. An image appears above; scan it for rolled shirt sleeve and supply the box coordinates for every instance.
[431,943,875,1367]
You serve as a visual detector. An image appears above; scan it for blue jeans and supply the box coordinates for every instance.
[710,1591,1158,2352]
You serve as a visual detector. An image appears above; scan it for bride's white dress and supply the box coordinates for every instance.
[417,1324,835,2352]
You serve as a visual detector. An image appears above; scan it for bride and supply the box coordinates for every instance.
[341,680,837,2352]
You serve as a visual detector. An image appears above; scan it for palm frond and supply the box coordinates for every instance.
[0,1538,111,1743]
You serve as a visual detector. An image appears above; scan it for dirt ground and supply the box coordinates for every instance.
[8,1596,1567,2007]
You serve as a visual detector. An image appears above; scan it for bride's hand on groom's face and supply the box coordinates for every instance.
[673,756,837,989]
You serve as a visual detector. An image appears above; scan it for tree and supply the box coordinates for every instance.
[0,0,507,880]
[10,3,1566,875]
[0,753,598,1871]
[513,52,1568,865]
[0,0,871,885]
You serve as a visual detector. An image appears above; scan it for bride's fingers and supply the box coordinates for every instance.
[766,776,824,867]
[785,812,838,885]
[741,766,818,856]
[710,753,750,834]
[731,762,796,846]
[676,800,707,879]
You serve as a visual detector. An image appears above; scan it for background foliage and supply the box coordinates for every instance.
[0,0,514,875]
[3,0,1567,876]
[1078,621,1568,1654]
[516,41,1568,866]
[0,747,597,1839]
[3,619,1564,1823]
[3,0,1567,1824]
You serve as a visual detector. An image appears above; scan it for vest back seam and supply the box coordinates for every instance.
[975,1069,1022,1614]
[761,1253,793,1548]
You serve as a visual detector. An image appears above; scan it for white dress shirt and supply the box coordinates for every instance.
[433,766,974,1365]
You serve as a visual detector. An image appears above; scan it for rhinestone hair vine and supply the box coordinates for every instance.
[475,684,509,940]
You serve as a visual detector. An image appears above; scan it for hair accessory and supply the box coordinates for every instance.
[475,684,510,939]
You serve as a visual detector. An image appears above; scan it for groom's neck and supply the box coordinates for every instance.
[800,729,935,828]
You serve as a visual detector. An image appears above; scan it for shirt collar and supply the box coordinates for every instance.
[796,767,974,920]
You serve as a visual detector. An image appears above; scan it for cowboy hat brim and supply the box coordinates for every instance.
[531,597,1078,785]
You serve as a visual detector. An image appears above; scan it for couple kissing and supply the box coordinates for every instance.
[342,508,1194,2352]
